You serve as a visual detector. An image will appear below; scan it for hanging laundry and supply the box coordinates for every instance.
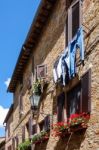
[53,26,84,85]
[53,48,70,85]
[53,56,61,83]
[69,26,84,78]
[61,47,70,85]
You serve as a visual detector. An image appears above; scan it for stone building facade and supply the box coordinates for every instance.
[5,0,99,150]
[4,104,14,150]
[0,137,5,150]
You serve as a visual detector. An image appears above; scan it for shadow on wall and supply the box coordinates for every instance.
[54,129,86,150]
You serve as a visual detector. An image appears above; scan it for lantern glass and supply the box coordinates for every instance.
[29,94,40,108]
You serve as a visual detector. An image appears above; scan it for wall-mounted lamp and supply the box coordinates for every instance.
[29,93,41,110]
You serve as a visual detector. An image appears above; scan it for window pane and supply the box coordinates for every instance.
[37,65,47,79]
[44,115,50,131]
[39,121,44,131]
[67,83,81,118]
[72,2,79,38]
[32,124,37,134]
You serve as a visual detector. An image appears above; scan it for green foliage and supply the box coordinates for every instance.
[18,140,31,150]
[32,131,49,144]
[32,79,41,95]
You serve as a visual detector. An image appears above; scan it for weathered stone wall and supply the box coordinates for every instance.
[32,0,99,149]
[5,114,13,150]
[6,0,99,149]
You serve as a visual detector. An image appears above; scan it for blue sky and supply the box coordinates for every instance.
[0,0,41,137]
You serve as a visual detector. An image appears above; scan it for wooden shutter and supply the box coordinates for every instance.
[39,121,44,131]
[8,145,12,150]
[12,138,15,150]
[32,55,34,75]
[32,124,37,135]
[37,64,47,79]
[29,117,33,138]
[16,136,19,148]
[57,92,65,122]
[67,0,82,44]
[19,94,23,117]
[22,126,25,142]
[81,69,91,113]
[44,115,50,131]
[8,124,10,137]
[65,15,68,47]
[27,76,32,90]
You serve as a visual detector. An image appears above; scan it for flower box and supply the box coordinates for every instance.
[70,123,87,132]
[52,113,90,137]
[32,131,49,145]
[69,113,90,132]
[52,122,69,137]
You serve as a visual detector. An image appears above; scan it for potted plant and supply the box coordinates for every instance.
[52,122,69,137]
[69,113,90,132]
[32,79,41,95]
[18,140,31,150]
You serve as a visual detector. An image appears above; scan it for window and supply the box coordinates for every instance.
[39,115,50,132]
[8,124,10,137]
[57,92,65,122]
[19,94,23,118]
[28,117,33,137]
[12,138,15,150]
[27,75,32,90]
[32,124,37,135]
[28,117,37,137]
[39,120,45,131]
[22,126,25,142]
[36,64,47,79]
[16,136,19,149]
[44,115,50,131]
[67,83,81,118]
[57,69,91,120]
[66,0,82,46]
[8,146,12,150]
[27,55,34,90]
[67,69,91,117]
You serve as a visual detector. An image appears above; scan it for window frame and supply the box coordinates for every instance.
[36,64,47,79]
[57,69,91,120]
[66,69,91,118]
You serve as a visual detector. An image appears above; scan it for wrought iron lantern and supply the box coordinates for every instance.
[29,93,41,110]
